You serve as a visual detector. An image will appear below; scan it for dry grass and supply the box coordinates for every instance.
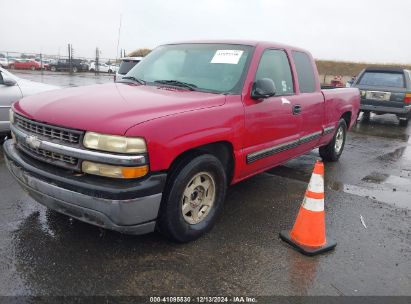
[315,60,411,77]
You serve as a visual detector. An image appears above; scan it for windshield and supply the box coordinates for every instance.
[0,67,19,80]
[358,71,405,88]
[125,43,253,94]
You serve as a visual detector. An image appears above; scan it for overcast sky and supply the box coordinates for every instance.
[1,0,410,63]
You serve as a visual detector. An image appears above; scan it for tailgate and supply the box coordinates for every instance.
[358,86,407,109]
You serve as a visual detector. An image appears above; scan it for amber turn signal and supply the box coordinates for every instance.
[82,161,148,179]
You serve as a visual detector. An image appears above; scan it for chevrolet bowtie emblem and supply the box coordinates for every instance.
[25,135,41,149]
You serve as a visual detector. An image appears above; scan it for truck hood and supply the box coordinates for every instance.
[14,83,226,135]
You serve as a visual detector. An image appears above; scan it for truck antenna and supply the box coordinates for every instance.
[115,14,122,63]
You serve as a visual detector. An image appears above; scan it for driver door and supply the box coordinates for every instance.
[241,49,301,177]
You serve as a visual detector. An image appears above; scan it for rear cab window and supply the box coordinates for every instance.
[358,71,405,88]
[292,51,316,93]
[255,49,294,95]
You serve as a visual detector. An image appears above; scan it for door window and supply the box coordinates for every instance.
[255,49,294,95]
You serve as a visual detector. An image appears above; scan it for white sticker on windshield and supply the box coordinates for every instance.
[211,50,244,64]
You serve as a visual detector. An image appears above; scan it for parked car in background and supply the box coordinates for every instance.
[115,57,143,80]
[89,62,117,73]
[49,59,89,72]
[0,67,59,140]
[353,67,411,126]
[0,57,8,68]
[4,41,360,242]
[9,59,41,71]
[34,58,52,70]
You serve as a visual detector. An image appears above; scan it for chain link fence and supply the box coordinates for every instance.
[0,50,119,74]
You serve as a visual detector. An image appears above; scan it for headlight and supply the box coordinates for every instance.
[82,161,148,179]
[83,132,146,154]
[9,108,14,124]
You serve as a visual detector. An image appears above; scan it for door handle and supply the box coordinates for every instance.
[292,105,302,115]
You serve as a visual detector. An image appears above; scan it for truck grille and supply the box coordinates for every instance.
[15,114,81,144]
[19,141,78,166]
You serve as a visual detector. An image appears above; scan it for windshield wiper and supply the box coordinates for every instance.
[121,76,146,85]
[154,80,197,91]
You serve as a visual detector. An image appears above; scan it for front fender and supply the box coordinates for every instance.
[125,97,244,172]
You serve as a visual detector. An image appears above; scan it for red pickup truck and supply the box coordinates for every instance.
[4,41,360,242]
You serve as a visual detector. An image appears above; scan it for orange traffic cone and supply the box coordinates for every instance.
[280,160,337,256]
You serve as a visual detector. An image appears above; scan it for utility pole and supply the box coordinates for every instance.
[68,43,73,74]
[40,53,43,75]
[95,47,100,75]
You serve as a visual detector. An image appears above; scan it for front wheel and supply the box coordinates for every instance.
[319,119,347,162]
[157,154,227,242]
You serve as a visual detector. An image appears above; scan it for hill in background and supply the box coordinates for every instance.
[316,60,411,77]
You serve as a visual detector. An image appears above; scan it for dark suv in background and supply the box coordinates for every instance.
[353,67,411,126]
[49,59,89,73]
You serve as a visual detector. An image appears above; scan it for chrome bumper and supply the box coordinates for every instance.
[4,140,163,235]
[360,104,411,115]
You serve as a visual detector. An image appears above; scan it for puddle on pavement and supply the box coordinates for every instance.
[327,176,411,210]
[377,147,408,162]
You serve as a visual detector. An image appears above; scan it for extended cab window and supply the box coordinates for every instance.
[255,49,294,95]
[292,51,316,93]
[358,71,405,88]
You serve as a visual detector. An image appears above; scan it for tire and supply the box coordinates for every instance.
[50,66,56,72]
[90,68,95,72]
[319,119,347,162]
[157,154,227,242]
[108,69,112,73]
[399,118,408,127]
[362,111,370,121]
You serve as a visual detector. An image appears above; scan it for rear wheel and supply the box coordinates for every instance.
[399,118,409,127]
[362,111,370,121]
[319,119,347,162]
[157,154,227,242]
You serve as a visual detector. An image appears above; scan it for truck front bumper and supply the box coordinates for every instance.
[3,140,167,235]
[360,104,411,116]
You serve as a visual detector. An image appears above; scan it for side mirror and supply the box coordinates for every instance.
[3,77,17,86]
[251,78,276,99]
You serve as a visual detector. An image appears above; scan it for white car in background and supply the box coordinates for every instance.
[0,57,8,68]
[0,67,59,138]
[89,62,117,73]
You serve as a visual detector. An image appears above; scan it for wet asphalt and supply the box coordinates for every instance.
[0,71,410,296]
